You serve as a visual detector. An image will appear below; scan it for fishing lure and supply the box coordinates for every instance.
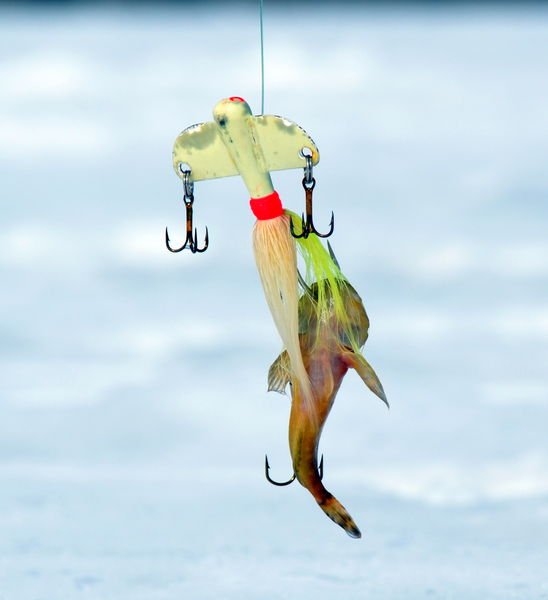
[166,96,387,537]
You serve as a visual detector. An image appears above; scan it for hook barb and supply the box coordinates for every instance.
[165,226,185,253]
[310,211,335,239]
[289,213,309,239]
[192,226,209,253]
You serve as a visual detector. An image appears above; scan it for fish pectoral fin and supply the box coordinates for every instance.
[268,350,291,395]
[342,350,389,409]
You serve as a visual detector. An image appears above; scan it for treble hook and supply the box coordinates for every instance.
[165,171,209,254]
[264,454,324,486]
[290,155,334,239]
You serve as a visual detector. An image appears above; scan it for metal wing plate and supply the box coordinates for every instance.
[172,115,319,182]
[253,115,319,172]
[172,122,239,181]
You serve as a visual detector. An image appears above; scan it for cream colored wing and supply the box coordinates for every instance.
[172,122,239,182]
[253,115,319,172]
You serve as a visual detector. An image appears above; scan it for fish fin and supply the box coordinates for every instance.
[297,269,314,297]
[342,350,389,409]
[326,240,341,269]
[268,350,291,394]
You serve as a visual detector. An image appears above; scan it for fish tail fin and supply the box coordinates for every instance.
[317,492,362,539]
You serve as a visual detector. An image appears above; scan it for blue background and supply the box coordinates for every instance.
[1,3,547,598]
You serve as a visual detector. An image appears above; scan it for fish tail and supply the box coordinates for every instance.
[317,492,362,539]
[289,390,360,538]
[294,453,361,538]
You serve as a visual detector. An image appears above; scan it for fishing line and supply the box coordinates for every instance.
[259,0,265,114]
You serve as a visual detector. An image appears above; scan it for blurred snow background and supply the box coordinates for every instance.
[1,2,547,598]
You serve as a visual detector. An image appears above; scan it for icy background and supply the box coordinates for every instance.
[1,3,547,598]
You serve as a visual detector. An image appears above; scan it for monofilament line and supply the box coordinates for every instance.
[259,0,265,115]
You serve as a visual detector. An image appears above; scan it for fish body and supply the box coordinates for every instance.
[268,280,387,538]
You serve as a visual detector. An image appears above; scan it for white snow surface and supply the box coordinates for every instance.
[1,3,547,599]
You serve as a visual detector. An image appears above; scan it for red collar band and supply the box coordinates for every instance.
[249,191,284,220]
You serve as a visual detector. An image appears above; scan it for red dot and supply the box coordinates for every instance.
[229,96,245,102]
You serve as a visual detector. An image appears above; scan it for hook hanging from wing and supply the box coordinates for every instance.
[290,154,334,240]
[165,170,209,254]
